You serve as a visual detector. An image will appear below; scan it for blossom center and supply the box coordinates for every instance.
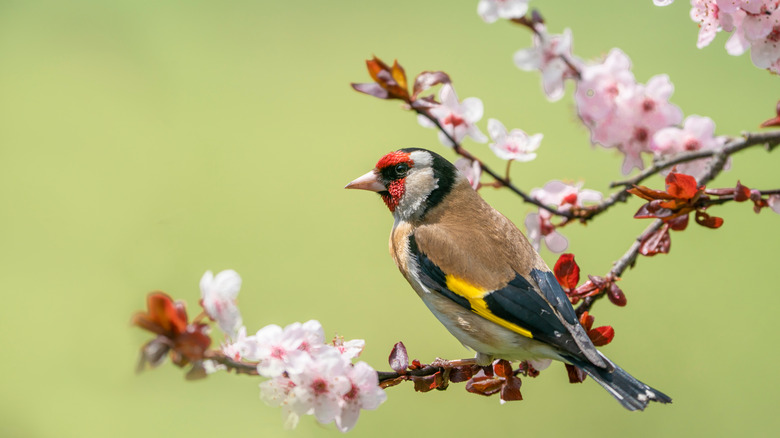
[311,378,329,396]
[271,346,286,360]
[684,138,700,151]
[443,113,465,127]
[344,384,359,401]
[633,127,648,142]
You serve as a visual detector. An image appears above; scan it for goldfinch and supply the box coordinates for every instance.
[345,148,671,411]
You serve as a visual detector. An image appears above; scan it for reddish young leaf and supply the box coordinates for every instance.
[554,253,580,291]
[759,100,780,128]
[449,365,476,383]
[366,57,390,83]
[607,283,627,307]
[132,292,188,337]
[362,56,410,101]
[388,342,409,373]
[351,82,390,99]
[493,359,513,378]
[695,211,724,229]
[628,185,674,202]
[579,311,594,331]
[588,326,615,347]
[665,172,699,199]
[412,372,441,393]
[412,71,451,99]
[500,375,523,402]
[735,181,751,202]
[565,364,587,383]
[639,224,671,256]
[410,359,423,370]
[391,61,407,92]
[633,199,674,219]
[465,376,503,396]
[668,214,689,231]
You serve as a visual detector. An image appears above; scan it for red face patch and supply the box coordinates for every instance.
[375,151,413,170]
[381,179,405,212]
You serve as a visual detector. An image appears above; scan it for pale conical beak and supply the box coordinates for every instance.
[345,170,386,192]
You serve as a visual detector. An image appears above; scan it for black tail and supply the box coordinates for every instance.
[566,353,672,411]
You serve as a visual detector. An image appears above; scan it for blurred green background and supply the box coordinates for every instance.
[1,0,778,436]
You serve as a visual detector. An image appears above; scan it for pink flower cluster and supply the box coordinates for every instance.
[656,0,780,73]
[199,270,386,433]
[506,22,729,180]
[576,50,684,174]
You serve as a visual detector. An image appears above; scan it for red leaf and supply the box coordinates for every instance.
[639,224,671,256]
[388,342,409,373]
[578,311,594,331]
[366,57,389,82]
[607,282,627,307]
[565,364,587,383]
[735,181,751,202]
[493,359,513,378]
[668,214,689,231]
[412,71,451,99]
[760,100,780,128]
[628,185,674,201]
[412,372,441,393]
[132,292,188,337]
[666,173,699,199]
[553,253,580,291]
[449,365,476,383]
[634,199,674,219]
[695,211,724,229]
[588,326,615,347]
[500,375,523,402]
[173,326,212,363]
[465,376,503,396]
[351,82,390,99]
[362,56,410,101]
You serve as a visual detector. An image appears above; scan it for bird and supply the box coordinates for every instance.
[345,147,671,411]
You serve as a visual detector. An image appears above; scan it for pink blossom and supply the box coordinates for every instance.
[298,320,326,355]
[332,336,366,360]
[531,180,603,209]
[691,0,721,48]
[575,49,636,129]
[259,376,300,429]
[487,118,542,162]
[514,26,580,101]
[199,269,242,338]
[592,74,683,174]
[335,362,388,432]
[650,115,728,181]
[525,181,603,253]
[477,0,530,23]
[454,158,482,190]
[525,210,568,253]
[768,194,780,213]
[221,326,248,361]
[288,349,352,425]
[418,84,487,147]
[245,323,310,378]
[664,0,780,73]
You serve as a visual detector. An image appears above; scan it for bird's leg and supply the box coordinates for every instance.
[475,352,494,366]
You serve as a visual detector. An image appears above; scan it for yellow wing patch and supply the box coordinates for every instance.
[445,274,533,339]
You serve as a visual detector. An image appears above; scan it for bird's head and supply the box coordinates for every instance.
[345,148,461,222]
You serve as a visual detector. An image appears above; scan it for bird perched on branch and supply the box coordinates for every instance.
[345,147,670,411]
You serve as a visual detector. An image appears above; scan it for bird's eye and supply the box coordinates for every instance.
[394,163,409,176]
